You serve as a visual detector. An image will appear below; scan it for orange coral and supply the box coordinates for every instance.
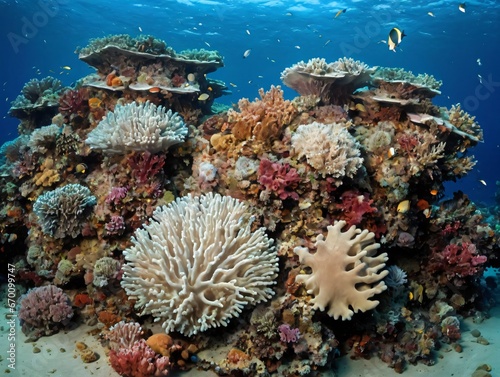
[146,333,175,357]
[74,293,93,308]
[97,311,121,328]
[111,76,123,87]
[227,348,250,364]
[228,85,297,142]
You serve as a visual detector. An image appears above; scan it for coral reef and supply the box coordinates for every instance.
[2,38,498,376]
[121,192,279,336]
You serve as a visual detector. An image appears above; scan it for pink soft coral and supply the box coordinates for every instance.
[430,241,487,279]
[258,158,300,200]
[109,339,170,377]
[335,190,377,227]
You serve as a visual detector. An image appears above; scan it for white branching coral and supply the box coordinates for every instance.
[292,121,363,183]
[85,100,188,154]
[121,192,278,336]
[294,221,389,320]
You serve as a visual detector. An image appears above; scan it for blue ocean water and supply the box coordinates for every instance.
[1,0,499,203]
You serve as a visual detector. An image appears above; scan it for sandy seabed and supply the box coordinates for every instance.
[1,290,498,377]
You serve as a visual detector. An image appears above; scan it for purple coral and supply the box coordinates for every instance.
[105,215,126,236]
[106,186,128,205]
[258,158,300,200]
[278,324,301,343]
[19,285,74,339]
[109,339,170,377]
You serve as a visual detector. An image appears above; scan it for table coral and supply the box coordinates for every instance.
[294,220,389,320]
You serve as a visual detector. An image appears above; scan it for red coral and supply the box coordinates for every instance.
[441,221,461,236]
[258,158,300,200]
[335,190,377,227]
[431,241,487,278]
[129,152,165,185]
[397,133,419,154]
[109,339,170,377]
[59,88,88,115]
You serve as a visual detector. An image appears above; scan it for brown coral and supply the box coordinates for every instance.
[227,85,297,142]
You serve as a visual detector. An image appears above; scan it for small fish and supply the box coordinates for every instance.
[5,97,8,101]
[270,59,275,63]
[355,103,366,112]
[257,75,263,78]
[430,189,439,196]
[387,147,396,158]
[477,58,482,66]
[294,45,301,49]
[138,26,143,32]
[428,11,435,17]
[478,179,487,186]
[149,87,161,93]
[334,8,347,18]
[204,41,211,47]
[388,27,406,52]
[478,74,483,84]
[229,82,237,87]
[285,12,292,16]
[246,29,250,35]
[397,200,410,213]
[324,39,331,46]
[243,49,251,58]
[459,3,466,13]
[43,39,46,43]
[62,66,71,70]
[198,93,209,101]
[75,163,87,174]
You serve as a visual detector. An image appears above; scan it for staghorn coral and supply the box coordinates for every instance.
[121,192,279,336]
[18,285,74,339]
[291,121,363,182]
[294,220,389,320]
[228,85,297,141]
[85,101,188,154]
[33,183,96,238]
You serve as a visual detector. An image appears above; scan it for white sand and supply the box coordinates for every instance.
[1,290,498,377]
